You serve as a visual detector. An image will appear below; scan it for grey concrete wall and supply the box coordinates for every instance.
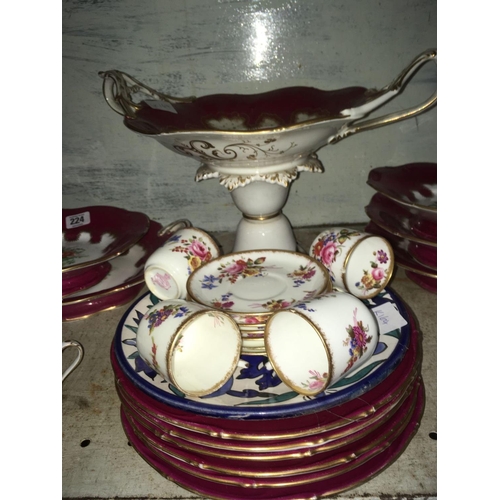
[62,0,436,232]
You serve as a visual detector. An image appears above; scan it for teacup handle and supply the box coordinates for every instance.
[158,219,193,237]
[62,340,84,383]
[330,49,437,144]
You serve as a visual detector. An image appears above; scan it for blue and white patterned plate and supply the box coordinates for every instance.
[113,288,411,419]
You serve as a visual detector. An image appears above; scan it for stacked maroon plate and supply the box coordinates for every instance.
[365,163,437,293]
[62,206,175,321]
[111,287,424,499]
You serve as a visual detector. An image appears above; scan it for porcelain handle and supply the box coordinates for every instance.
[62,340,84,383]
[330,49,437,143]
[99,70,195,117]
[157,219,193,237]
[91,219,194,292]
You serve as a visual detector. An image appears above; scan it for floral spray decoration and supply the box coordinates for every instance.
[343,307,373,374]
[145,304,190,371]
[311,229,361,281]
[169,234,214,272]
[215,256,270,284]
[355,248,390,294]
[302,369,329,393]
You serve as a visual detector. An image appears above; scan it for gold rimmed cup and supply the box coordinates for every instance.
[310,227,394,299]
[265,292,380,397]
[136,299,244,397]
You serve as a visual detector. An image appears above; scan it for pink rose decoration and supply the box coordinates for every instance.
[225,259,247,275]
[307,370,327,391]
[371,267,385,281]
[303,268,316,279]
[320,241,338,266]
[213,300,234,310]
[188,240,209,259]
[244,316,261,324]
[309,379,325,391]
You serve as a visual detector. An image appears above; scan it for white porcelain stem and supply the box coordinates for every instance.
[230,181,290,217]
[233,214,296,252]
[230,181,296,251]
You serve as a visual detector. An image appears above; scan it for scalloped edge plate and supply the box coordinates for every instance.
[367,163,436,213]
[62,206,150,272]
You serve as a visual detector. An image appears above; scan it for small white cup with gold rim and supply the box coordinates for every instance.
[309,227,394,299]
[136,299,243,397]
[264,291,379,396]
[144,220,220,300]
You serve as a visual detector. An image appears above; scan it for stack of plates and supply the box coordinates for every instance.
[62,206,173,321]
[365,163,437,293]
[111,287,424,498]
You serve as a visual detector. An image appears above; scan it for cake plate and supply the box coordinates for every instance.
[99,49,436,252]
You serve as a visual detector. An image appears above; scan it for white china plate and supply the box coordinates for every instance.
[186,250,330,314]
[62,221,174,321]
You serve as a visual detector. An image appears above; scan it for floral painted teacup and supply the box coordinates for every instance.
[309,227,394,299]
[144,221,220,300]
[264,291,379,396]
[136,299,243,397]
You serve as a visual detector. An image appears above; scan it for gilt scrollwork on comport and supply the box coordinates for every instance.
[174,139,298,162]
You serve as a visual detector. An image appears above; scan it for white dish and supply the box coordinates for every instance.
[62,221,173,321]
[186,250,331,316]
[62,206,149,272]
